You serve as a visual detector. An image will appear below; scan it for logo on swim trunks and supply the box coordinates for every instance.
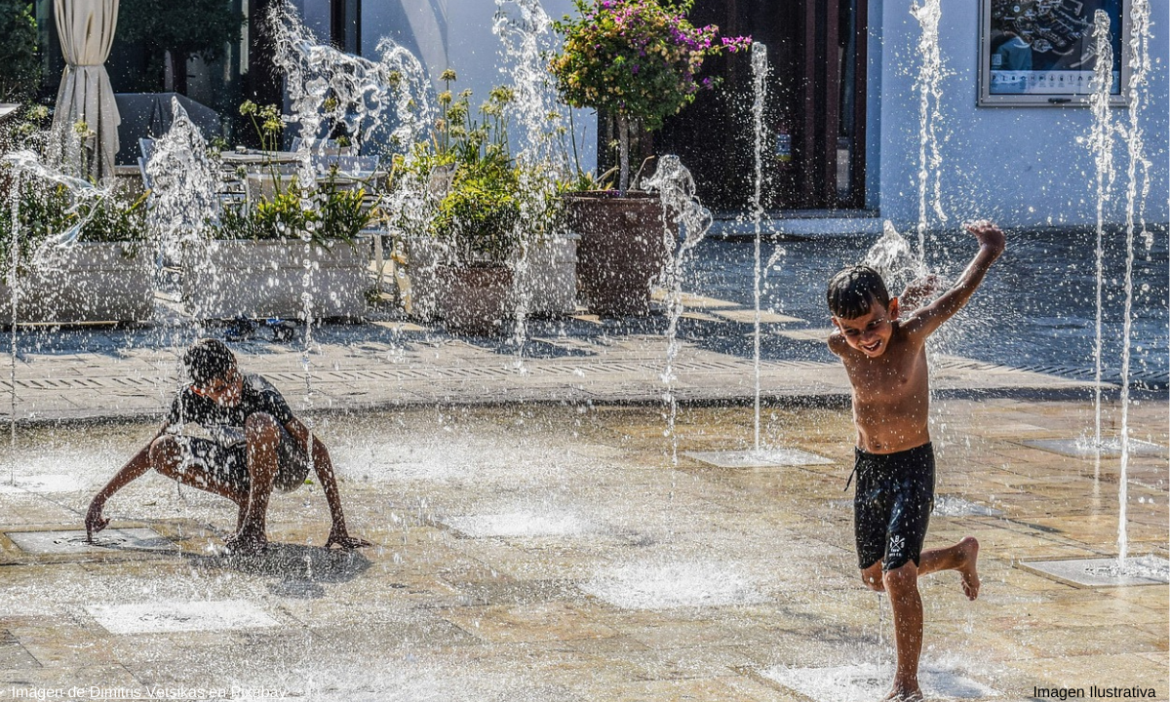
[888,534,905,556]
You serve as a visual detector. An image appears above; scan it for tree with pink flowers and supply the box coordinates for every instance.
[550,0,749,193]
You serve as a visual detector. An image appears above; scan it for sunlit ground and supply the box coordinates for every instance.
[0,399,1164,701]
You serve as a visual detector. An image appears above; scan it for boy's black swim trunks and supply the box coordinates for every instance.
[853,442,935,571]
[165,373,310,493]
[171,423,312,494]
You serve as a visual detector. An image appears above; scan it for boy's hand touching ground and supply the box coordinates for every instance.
[965,220,1006,257]
[85,499,109,542]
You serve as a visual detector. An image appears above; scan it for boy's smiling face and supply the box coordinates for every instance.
[833,298,899,358]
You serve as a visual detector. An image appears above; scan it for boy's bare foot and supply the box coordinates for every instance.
[882,685,924,701]
[224,531,268,555]
[958,536,980,600]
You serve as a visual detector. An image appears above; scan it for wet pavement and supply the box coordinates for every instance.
[0,396,1166,701]
[0,277,1165,701]
[0,288,1101,424]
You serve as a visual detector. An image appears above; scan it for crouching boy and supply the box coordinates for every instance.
[86,339,370,554]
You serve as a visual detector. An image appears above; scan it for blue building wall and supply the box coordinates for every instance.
[872,0,1169,230]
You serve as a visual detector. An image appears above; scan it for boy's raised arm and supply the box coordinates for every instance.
[903,221,1005,339]
[899,274,942,314]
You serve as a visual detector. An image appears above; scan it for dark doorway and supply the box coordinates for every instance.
[331,0,362,54]
[652,0,869,213]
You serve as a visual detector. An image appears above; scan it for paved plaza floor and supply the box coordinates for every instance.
[0,284,1165,701]
[0,293,1093,423]
[0,396,1165,701]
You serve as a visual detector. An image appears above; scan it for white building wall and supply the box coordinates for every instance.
[361,0,448,85]
[351,0,599,170]
[876,0,1168,230]
[359,0,598,172]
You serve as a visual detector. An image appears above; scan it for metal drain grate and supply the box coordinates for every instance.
[6,528,176,554]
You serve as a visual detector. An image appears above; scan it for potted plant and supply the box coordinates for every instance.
[179,102,375,321]
[549,0,748,315]
[0,182,154,323]
[393,76,568,334]
[185,173,374,321]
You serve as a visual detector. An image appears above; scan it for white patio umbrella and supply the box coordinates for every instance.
[49,0,121,181]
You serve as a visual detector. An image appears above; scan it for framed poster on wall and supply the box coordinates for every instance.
[979,0,1130,106]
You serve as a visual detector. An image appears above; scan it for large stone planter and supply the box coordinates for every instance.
[183,238,371,320]
[564,192,672,316]
[408,234,579,322]
[434,264,514,335]
[0,242,153,323]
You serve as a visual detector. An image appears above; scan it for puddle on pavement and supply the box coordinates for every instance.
[580,560,767,609]
[0,474,81,494]
[441,512,592,538]
[931,495,1004,517]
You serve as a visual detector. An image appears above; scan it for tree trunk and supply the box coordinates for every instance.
[618,113,630,195]
[164,50,174,92]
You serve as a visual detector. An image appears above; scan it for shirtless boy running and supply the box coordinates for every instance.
[826,221,1005,701]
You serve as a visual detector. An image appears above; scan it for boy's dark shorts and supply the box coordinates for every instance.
[853,442,935,572]
[171,422,312,494]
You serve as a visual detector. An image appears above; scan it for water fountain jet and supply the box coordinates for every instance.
[644,155,713,466]
[1019,3,1168,588]
[684,44,832,470]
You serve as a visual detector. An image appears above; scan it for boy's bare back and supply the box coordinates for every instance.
[829,221,1006,454]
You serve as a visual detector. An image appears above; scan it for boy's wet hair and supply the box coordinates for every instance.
[183,339,236,386]
[826,265,891,319]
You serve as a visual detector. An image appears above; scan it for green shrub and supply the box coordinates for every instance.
[0,184,149,274]
[392,74,561,265]
[213,176,372,248]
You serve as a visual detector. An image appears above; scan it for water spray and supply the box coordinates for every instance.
[1117,0,1152,566]
[750,42,768,453]
[646,155,713,465]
